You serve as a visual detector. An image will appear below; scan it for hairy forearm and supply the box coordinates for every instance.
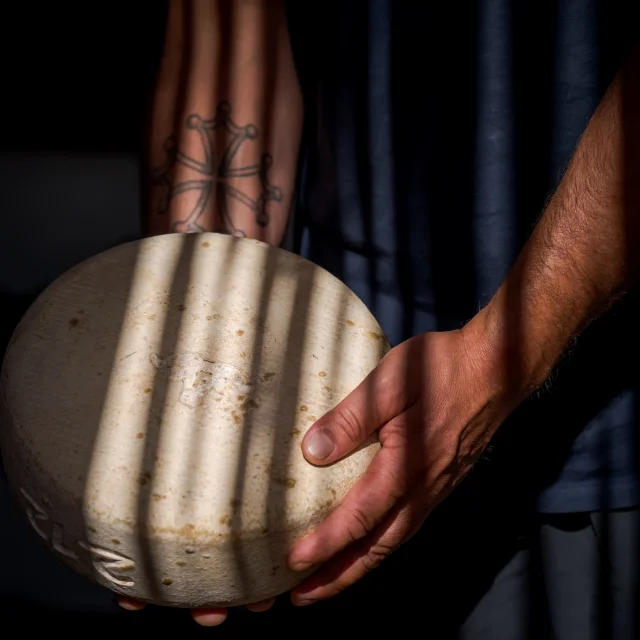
[467,43,640,405]
[144,0,303,244]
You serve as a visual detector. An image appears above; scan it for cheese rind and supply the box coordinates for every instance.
[0,233,389,607]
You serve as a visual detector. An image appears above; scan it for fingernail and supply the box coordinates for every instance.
[115,596,146,611]
[290,559,314,572]
[305,429,335,460]
[288,536,316,571]
[296,598,317,607]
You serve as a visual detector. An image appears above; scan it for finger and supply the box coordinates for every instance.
[245,597,276,613]
[289,439,407,571]
[191,608,228,626]
[116,595,147,611]
[290,493,425,606]
[301,347,412,465]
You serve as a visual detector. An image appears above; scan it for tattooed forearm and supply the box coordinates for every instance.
[150,101,284,236]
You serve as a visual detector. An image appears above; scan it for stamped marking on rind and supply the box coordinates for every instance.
[78,542,136,587]
[20,488,80,560]
[52,523,79,560]
[150,352,253,407]
[20,488,49,539]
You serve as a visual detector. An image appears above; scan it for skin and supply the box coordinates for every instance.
[286,42,640,605]
[118,0,302,626]
[144,0,302,244]
[121,0,640,625]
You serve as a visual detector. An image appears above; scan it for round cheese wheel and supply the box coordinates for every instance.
[0,233,389,608]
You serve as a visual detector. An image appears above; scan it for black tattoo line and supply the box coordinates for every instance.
[151,101,283,236]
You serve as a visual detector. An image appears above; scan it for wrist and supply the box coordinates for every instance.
[460,297,558,413]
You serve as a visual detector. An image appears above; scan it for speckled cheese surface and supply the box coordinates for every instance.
[0,232,389,608]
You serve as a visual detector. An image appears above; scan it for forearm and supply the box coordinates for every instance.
[144,0,303,244]
[466,43,640,405]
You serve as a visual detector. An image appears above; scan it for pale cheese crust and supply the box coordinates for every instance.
[0,233,389,607]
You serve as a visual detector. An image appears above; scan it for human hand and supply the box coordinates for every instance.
[115,594,276,627]
[286,324,519,606]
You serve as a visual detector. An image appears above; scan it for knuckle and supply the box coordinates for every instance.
[344,506,375,543]
[332,403,365,446]
[379,463,410,499]
[360,541,395,573]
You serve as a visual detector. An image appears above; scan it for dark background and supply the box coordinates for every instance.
[0,1,162,629]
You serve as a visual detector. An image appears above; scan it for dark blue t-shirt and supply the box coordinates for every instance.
[286,0,640,514]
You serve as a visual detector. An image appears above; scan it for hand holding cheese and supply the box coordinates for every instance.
[0,233,388,618]
[285,44,640,606]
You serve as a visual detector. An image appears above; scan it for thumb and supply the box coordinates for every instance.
[301,352,409,465]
